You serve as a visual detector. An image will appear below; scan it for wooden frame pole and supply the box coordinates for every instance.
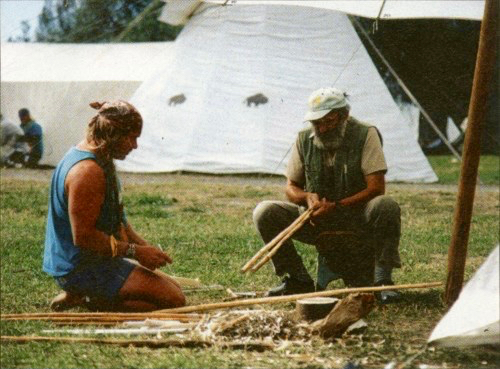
[445,0,498,306]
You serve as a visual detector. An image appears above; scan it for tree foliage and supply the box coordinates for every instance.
[35,0,182,43]
[7,20,32,42]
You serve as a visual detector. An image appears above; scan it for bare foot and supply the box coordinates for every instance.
[50,291,86,311]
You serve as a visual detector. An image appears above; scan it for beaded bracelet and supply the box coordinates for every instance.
[110,235,119,258]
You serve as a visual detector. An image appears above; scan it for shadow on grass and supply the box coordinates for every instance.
[398,289,443,308]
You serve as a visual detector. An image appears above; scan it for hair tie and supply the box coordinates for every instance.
[89,101,106,110]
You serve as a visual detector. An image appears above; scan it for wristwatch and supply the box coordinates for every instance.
[126,243,137,258]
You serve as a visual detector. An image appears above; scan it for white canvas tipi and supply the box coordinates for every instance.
[428,246,499,347]
[118,3,438,183]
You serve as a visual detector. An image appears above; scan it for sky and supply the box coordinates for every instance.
[1,0,45,42]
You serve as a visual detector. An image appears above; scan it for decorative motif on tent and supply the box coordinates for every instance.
[169,94,186,106]
[245,93,268,107]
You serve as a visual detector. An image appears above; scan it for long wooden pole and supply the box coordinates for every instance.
[1,312,200,319]
[157,281,442,314]
[0,336,273,351]
[113,0,163,42]
[445,0,498,306]
[1,316,200,323]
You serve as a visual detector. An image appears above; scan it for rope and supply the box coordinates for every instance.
[372,0,387,33]
[351,16,462,161]
[269,40,364,180]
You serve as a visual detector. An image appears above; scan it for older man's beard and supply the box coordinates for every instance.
[313,124,345,151]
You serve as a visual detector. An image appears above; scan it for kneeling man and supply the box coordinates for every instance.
[44,100,185,311]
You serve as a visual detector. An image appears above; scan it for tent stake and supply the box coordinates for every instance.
[445,0,498,306]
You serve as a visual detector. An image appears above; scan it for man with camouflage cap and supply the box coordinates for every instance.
[252,87,401,302]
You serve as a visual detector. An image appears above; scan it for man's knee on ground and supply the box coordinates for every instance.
[152,273,186,308]
[159,287,186,308]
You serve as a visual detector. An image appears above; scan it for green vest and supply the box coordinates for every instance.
[299,118,371,201]
[298,119,372,230]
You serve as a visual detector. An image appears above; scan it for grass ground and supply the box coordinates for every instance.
[427,154,499,185]
[0,156,498,368]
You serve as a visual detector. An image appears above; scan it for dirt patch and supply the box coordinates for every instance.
[1,167,498,193]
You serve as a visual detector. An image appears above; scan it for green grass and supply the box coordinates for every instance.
[427,154,499,185]
[1,175,499,368]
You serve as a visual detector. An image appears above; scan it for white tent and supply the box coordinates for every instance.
[161,0,484,24]
[118,1,440,182]
[1,42,174,166]
[428,246,499,347]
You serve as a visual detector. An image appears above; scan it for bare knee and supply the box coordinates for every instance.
[148,272,186,308]
[120,267,186,308]
[159,285,186,308]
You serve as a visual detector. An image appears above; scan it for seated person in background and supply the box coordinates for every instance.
[18,108,43,168]
[252,87,402,302]
[44,100,185,311]
[1,113,28,167]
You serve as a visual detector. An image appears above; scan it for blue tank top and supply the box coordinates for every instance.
[43,147,126,276]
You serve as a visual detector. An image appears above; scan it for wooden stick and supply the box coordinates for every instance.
[215,314,251,333]
[156,281,443,314]
[226,288,238,298]
[1,312,200,320]
[0,336,274,351]
[241,208,313,273]
[250,210,312,273]
[126,258,202,288]
[182,285,225,292]
[2,316,200,323]
[445,0,498,306]
[51,322,125,326]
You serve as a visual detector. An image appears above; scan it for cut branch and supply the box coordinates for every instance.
[156,281,442,314]
[241,208,313,273]
[1,312,201,322]
[0,335,273,351]
[250,210,313,273]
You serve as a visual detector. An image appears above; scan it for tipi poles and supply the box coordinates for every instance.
[445,0,498,306]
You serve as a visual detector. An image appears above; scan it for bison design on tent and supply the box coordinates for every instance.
[118,2,439,182]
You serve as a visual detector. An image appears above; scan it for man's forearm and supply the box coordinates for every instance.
[338,187,382,208]
[73,226,137,258]
[124,223,148,246]
[285,184,309,206]
[339,173,385,207]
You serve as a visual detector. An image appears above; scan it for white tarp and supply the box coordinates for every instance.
[0,42,174,166]
[1,42,173,82]
[428,246,500,347]
[165,0,485,24]
[120,4,437,182]
[209,1,485,20]
[159,0,484,25]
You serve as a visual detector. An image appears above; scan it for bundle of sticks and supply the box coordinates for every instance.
[241,208,313,273]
